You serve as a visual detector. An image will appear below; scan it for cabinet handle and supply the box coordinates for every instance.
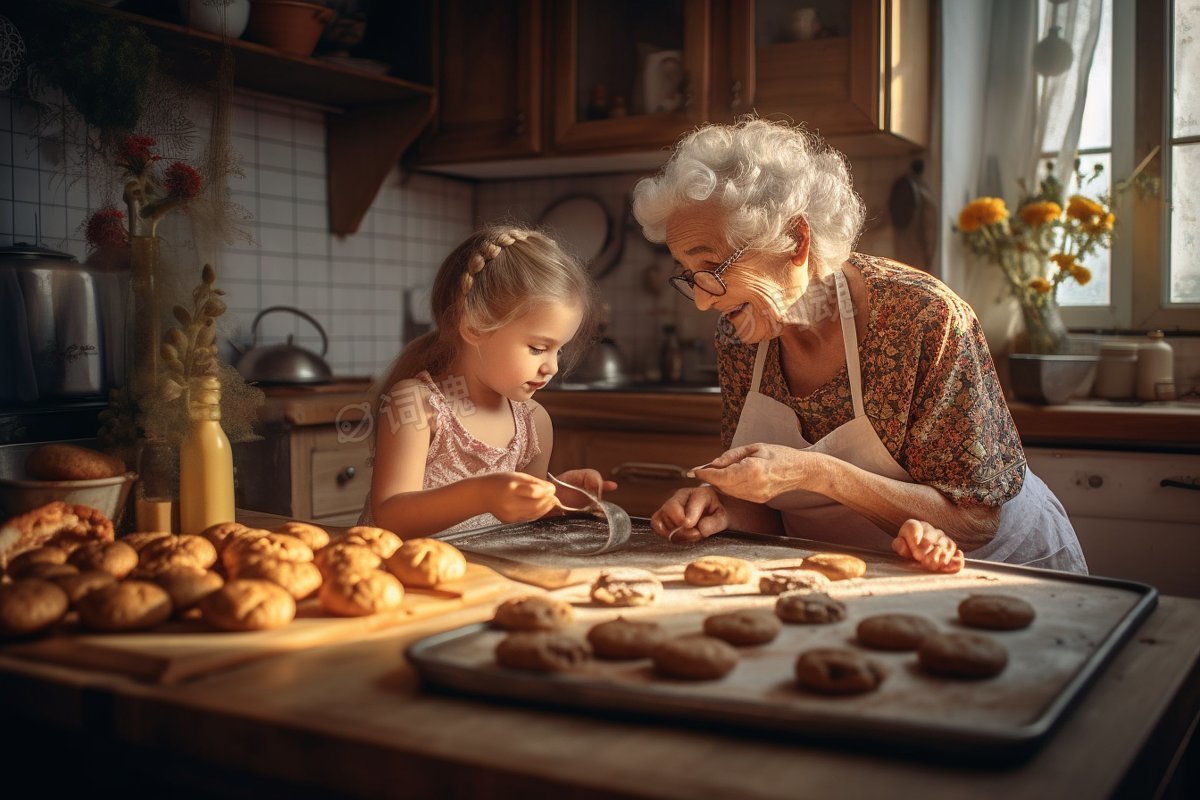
[611,462,692,481]
[1160,477,1200,491]
[730,79,742,110]
[337,466,357,486]
[512,110,526,137]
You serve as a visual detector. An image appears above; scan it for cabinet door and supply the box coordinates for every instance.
[416,0,542,163]
[550,0,712,153]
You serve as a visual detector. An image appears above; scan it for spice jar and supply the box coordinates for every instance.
[1136,330,1176,401]
[1093,341,1139,400]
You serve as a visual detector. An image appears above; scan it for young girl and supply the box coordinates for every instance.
[361,225,615,537]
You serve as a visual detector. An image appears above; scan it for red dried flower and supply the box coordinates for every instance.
[164,161,203,200]
[85,207,129,250]
[117,134,161,174]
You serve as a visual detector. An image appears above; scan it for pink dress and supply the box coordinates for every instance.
[358,371,542,534]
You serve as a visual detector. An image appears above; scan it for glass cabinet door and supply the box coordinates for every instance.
[551,0,711,152]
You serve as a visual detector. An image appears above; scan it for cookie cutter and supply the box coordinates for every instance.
[547,473,632,556]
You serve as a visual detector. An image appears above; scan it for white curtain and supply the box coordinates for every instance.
[940,0,1104,355]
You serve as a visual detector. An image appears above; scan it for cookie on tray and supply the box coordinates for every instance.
[338,526,403,560]
[5,545,69,578]
[318,570,404,617]
[236,557,322,601]
[77,580,174,632]
[137,534,218,574]
[223,532,313,573]
[589,568,662,607]
[683,555,755,586]
[119,531,173,553]
[758,568,830,595]
[150,566,225,613]
[0,579,69,637]
[957,594,1036,631]
[774,591,847,624]
[495,631,592,672]
[587,617,668,660]
[917,632,1009,679]
[795,648,886,695]
[492,595,574,631]
[856,613,937,651]
[201,579,296,631]
[315,542,382,580]
[384,538,466,588]
[50,569,117,606]
[199,522,252,554]
[651,634,740,680]
[66,540,138,580]
[272,521,331,552]
[703,609,783,645]
[800,552,866,581]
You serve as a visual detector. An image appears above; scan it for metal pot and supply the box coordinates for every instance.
[0,243,128,405]
[236,305,334,385]
[572,337,629,386]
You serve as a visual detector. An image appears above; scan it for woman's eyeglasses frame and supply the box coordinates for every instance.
[668,246,746,300]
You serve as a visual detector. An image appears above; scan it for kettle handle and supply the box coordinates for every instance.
[250,306,329,357]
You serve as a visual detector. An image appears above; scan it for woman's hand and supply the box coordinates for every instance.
[551,468,618,507]
[478,472,559,523]
[692,443,818,504]
[891,519,965,573]
[649,486,730,543]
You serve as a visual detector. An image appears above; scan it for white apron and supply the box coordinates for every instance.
[729,268,1087,573]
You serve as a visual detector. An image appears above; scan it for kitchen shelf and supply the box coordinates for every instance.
[79,2,436,236]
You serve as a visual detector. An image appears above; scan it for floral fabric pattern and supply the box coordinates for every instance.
[717,254,1025,507]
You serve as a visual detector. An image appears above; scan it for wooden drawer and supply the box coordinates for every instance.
[310,442,373,519]
[581,432,722,517]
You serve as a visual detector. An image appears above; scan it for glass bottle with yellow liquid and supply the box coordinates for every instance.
[178,375,235,535]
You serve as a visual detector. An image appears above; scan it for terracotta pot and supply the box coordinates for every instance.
[245,0,335,57]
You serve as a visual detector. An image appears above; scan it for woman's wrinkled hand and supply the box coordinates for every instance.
[480,472,559,523]
[649,486,730,544]
[891,519,965,573]
[691,443,814,504]
[552,468,618,507]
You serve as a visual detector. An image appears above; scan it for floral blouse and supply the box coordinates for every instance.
[716,253,1026,507]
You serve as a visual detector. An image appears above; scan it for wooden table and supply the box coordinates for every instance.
[2,593,1198,798]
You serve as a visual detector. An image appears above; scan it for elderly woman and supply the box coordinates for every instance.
[632,118,1086,574]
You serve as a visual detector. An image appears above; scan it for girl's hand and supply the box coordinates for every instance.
[480,472,558,523]
[649,486,729,544]
[692,443,815,503]
[551,468,618,507]
[892,519,965,573]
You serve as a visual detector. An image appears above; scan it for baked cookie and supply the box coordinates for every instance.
[856,613,937,651]
[199,521,252,554]
[26,443,126,480]
[0,501,114,568]
[492,595,574,631]
[151,566,225,613]
[0,579,69,636]
[119,531,173,552]
[917,632,1009,679]
[6,545,69,578]
[339,526,403,560]
[236,557,323,601]
[758,569,831,595]
[958,594,1036,631]
[589,568,662,607]
[703,609,783,645]
[77,580,173,632]
[384,538,466,588]
[795,648,886,695]
[774,591,847,624]
[495,631,592,672]
[318,570,404,617]
[138,534,218,573]
[683,555,755,586]
[222,532,313,573]
[314,542,382,580]
[16,562,78,580]
[800,553,867,581]
[200,579,296,632]
[50,569,117,606]
[651,634,740,680]
[272,521,331,552]
[66,540,138,579]
[586,617,668,660]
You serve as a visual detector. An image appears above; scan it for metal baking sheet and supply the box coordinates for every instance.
[414,518,1158,762]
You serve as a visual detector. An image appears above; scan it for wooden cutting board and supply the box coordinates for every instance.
[2,564,514,684]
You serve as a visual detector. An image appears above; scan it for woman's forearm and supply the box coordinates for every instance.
[372,479,492,539]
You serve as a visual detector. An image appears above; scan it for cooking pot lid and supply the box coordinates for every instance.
[0,242,78,262]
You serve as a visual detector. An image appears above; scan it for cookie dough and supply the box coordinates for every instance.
[703,609,783,645]
[586,617,668,660]
[589,568,662,607]
[77,580,174,632]
[918,632,1009,679]
[800,553,867,581]
[492,595,574,631]
[774,591,847,624]
[683,555,755,586]
[201,579,296,631]
[795,648,886,695]
[0,579,69,636]
[758,568,830,595]
[384,538,467,588]
[495,631,592,672]
[958,594,1036,631]
[651,635,740,680]
[856,613,937,651]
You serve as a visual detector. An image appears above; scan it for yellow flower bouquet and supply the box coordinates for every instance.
[956,162,1113,354]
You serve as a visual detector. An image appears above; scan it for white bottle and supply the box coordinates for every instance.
[1136,330,1175,401]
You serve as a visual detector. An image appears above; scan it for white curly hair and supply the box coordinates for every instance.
[631,117,866,275]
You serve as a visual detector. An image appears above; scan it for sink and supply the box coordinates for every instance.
[550,380,720,394]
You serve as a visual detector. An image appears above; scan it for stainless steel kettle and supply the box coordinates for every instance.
[235,306,334,385]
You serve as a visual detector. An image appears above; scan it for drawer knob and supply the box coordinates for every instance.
[337,466,357,486]
[1160,477,1200,491]
[1087,474,1104,489]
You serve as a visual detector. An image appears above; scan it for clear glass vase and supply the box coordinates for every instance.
[1017,293,1071,355]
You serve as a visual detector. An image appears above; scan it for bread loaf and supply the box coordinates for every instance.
[26,444,127,481]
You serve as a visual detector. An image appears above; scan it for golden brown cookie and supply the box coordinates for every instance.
[384,537,466,588]
[236,557,323,600]
[589,568,662,607]
[222,532,313,573]
[703,609,783,645]
[492,595,574,631]
[586,617,668,660]
[26,443,127,480]
[66,540,138,579]
[758,569,831,595]
[0,579,69,636]
[318,570,404,617]
[273,521,331,552]
[495,631,592,672]
[0,501,114,568]
[856,613,937,651]
[16,562,79,580]
[683,555,755,586]
[314,542,382,580]
[119,531,173,552]
[200,521,252,554]
[795,648,886,695]
[200,579,296,632]
[918,632,1009,679]
[151,566,225,613]
[6,545,69,578]
[50,569,117,606]
[651,634,740,680]
[339,526,403,559]
[800,553,867,581]
[958,594,1036,631]
[774,591,847,624]
[138,534,218,574]
[77,580,174,632]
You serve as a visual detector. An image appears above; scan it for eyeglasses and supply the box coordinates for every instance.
[668,247,746,300]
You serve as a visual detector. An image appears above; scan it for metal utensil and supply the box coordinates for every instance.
[547,473,632,556]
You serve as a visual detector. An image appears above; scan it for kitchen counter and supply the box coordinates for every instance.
[1,588,1198,797]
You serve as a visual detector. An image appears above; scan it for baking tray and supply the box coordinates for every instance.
[413,518,1158,763]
